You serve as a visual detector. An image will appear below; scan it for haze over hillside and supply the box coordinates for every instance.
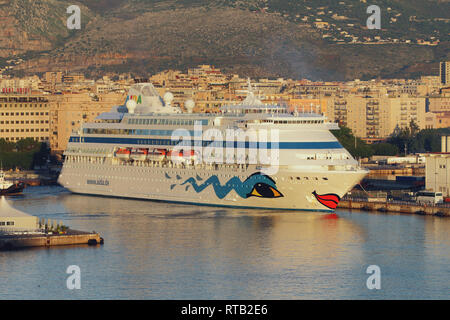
[0,0,449,80]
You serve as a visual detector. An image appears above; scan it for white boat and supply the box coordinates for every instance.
[58,82,368,211]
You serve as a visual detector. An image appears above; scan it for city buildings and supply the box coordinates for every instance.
[0,91,125,152]
[0,64,449,153]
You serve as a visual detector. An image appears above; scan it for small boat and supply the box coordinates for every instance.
[0,170,25,195]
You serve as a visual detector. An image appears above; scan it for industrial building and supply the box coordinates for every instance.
[423,136,450,197]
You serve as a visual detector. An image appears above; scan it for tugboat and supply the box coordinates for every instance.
[0,169,25,195]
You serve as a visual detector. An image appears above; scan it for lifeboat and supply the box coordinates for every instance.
[168,149,197,162]
[168,150,184,163]
[181,150,197,161]
[147,149,167,161]
[131,148,149,161]
[115,148,131,159]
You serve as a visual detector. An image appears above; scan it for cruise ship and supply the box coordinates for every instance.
[58,82,368,212]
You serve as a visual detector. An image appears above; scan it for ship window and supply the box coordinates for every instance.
[323,177,328,180]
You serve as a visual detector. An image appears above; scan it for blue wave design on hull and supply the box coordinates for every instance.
[180,173,278,199]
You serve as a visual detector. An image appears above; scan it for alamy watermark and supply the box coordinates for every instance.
[366,265,381,290]
[67,5,81,30]
[367,5,381,30]
[170,121,280,175]
[66,265,81,290]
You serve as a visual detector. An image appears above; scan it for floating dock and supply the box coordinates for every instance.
[0,229,103,250]
[338,199,450,217]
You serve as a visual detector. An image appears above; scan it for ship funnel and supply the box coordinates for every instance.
[124,83,164,114]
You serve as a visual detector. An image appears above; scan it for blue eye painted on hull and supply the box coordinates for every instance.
[179,172,283,199]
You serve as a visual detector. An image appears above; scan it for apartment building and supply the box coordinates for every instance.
[49,92,126,152]
[0,94,50,143]
[327,94,427,139]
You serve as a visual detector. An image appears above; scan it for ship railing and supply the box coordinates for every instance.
[110,157,251,172]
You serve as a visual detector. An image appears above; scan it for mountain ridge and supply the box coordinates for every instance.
[1,0,449,80]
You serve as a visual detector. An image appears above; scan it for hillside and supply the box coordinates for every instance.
[0,0,449,80]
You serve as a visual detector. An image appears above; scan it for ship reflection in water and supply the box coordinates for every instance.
[0,186,449,299]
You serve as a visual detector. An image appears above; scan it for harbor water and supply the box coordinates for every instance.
[0,186,449,299]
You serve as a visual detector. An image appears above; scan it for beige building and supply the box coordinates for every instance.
[50,92,126,152]
[418,76,441,96]
[0,94,51,143]
[327,94,427,139]
[428,96,450,112]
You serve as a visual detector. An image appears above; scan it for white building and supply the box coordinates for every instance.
[423,136,450,197]
[0,197,39,233]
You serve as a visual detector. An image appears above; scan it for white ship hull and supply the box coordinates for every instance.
[58,82,369,212]
[58,162,366,211]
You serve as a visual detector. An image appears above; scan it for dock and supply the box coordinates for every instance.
[0,229,103,250]
[338,199,450,217]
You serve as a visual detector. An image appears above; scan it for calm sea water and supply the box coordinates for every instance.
[0,186,449,300]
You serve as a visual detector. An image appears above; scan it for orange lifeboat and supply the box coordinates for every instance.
[168,149,197,162]
[148,149,167,161]
[131,148,149,161]
[115,148,131,159]
[182,150,197,161]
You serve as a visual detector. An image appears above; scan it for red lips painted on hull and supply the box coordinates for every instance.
[312,191,341,210]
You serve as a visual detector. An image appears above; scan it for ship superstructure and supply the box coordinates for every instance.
[58,82,368,211]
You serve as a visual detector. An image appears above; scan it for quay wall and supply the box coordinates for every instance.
[338,200,450,216]
[0,231,101,250]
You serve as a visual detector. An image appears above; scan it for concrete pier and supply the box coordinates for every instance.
[0,229,103,250]
[338,199,450,217]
